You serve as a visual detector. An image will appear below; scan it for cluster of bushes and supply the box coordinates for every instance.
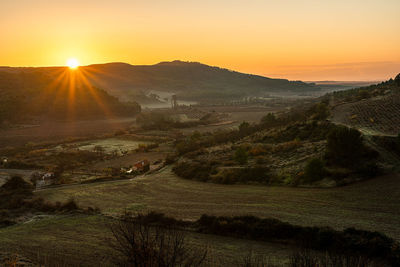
[173,103,332,158]
[290,250,388,267]
[135,143,159,152]
[136,112,209,130]
[196,215,400,266]
[297,125,381,184]
[112,212,400,266]
[211,167,270,184]
[262,121,335,144]
[108,212,206,267]
[172,161,217,182]
[0,176,96,227]
[173,160,271,184]
[325,125,380,174]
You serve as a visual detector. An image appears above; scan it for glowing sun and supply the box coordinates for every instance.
[66,58,80,69]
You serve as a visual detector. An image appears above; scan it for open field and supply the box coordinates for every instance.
[0,214,294,266]
[0,118,136,147]
[54,137,152,154]
[87,151,170,171]
[37,167,400,241]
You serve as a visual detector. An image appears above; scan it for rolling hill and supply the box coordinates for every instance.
[1,61,320,105]
[330,73,400,135]
[82,61,320,102]
[0,68,141,124]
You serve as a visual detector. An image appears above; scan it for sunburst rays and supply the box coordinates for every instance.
[40,66,116,121]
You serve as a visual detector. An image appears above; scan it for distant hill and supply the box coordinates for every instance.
[0,68,141,124]
[80,61,320,102]
[0,60,320,107]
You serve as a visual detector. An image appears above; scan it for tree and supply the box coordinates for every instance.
[261,113,277,126]
[311,103,330,120]
[108,212,207,266]
[325,126,364,167]
[304,158,325,183]
[239,121,251,134]
[234,147,248,165]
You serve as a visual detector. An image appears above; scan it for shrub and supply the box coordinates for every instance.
[211,167,270,184]
[248,145,268,156]
[172,161,216,182]
[108,212,207,266]
[196,215,400,266]
[325,126,364,167]
[0,176,34,209]
[303,158,326,183]
[260,113,277,126]
[234,147,248,165]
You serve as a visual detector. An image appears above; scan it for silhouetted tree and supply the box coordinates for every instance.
[108,213,207,267]
[325,126,364,167]
[234,147,248,165]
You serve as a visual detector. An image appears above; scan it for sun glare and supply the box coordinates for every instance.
[66,58,80,69]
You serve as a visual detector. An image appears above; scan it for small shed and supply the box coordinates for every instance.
[134,159,150,172]
[35,172,55,189]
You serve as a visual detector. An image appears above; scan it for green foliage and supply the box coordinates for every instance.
[211,167,270,184]
[238,121,251,134]
[172,161,216,182]
[0,176,34,209]
[197,215,400,266]
[234,147,248,165]
[309,103,330,120]
[304,158,326,183]
[260,112,277,126]
[325,126,364,167]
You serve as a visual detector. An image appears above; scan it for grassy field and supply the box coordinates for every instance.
[0,118,136,147]
[37,167,400,241]
[0,214,294,266]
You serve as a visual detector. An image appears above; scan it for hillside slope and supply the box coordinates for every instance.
[0,68,141,124]
[330,74,400,136]
[83,61,320,101]
[1,61,320,103]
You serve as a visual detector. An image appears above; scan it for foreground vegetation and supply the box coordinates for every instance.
[171,102,382,186]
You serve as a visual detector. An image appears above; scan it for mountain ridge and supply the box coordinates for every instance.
[0,60,321,103]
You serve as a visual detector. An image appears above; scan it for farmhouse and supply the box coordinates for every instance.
[35,172,55,189]
[133,159,150,172]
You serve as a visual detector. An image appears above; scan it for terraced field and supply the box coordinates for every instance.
[332,94,400,135]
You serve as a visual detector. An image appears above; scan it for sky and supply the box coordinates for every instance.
[1,0,399,81]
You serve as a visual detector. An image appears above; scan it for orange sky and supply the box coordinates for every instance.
[1,0,399,81]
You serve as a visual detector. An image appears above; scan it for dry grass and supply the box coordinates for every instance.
[37,167,400,241]
[0,214,293,266]
[0,118,136,147]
